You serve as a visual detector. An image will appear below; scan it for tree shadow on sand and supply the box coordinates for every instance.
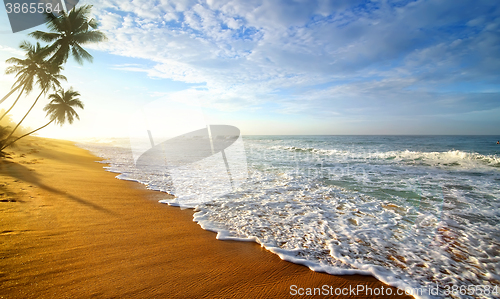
[0,160,116,215]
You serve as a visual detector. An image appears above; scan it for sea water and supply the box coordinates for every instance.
[78,135,500,299]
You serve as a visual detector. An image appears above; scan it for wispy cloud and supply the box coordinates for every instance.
[0,44,25,56]
[82,0,500,119]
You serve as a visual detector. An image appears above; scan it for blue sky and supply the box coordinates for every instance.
[0,0,499,138]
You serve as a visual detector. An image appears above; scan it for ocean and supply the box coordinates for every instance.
[78,135,500,299]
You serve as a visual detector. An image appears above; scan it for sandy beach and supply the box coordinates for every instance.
[0,137,411,298]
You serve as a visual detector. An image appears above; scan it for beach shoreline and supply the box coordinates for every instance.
[0,137,411,298]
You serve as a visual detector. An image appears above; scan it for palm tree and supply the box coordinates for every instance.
[1,88,83,150]
[2,57,66,144]
[29,5,107,66]
[0,86,20,106]
[0,41,52,121]
[0,125,14,157]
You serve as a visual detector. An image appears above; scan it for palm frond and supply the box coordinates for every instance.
[28,31,60,42]
[5,57,26,65]
[73,30,107,44]
[71,43,93,64]
[43,87,84,126]
[19,40,34,52]
[5,64,24,75]
[45,12,66,33]
[71,47,83,64]
[49,43,70,65]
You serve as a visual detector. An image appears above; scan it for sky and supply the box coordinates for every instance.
[0,0,499,139]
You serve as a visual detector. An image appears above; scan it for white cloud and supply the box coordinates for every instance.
[80,0,500,117]
[0,45,24,56]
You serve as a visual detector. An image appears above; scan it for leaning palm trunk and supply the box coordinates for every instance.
[1,119,54,150]
[3,89,44,143]
[2,87,84,151]
[0,85,21,106]
[0,85,27,122]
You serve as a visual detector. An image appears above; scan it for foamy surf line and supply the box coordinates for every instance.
[76,141,425,297]
[77,137,500,299]
[123,181,425,298]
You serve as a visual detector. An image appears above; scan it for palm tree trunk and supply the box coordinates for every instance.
[1,119,54,150]
[0,85,27,122]
[0,85,21,106]
[3,89,44,143]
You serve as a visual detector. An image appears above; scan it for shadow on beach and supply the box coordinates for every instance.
[0,158,116,215]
